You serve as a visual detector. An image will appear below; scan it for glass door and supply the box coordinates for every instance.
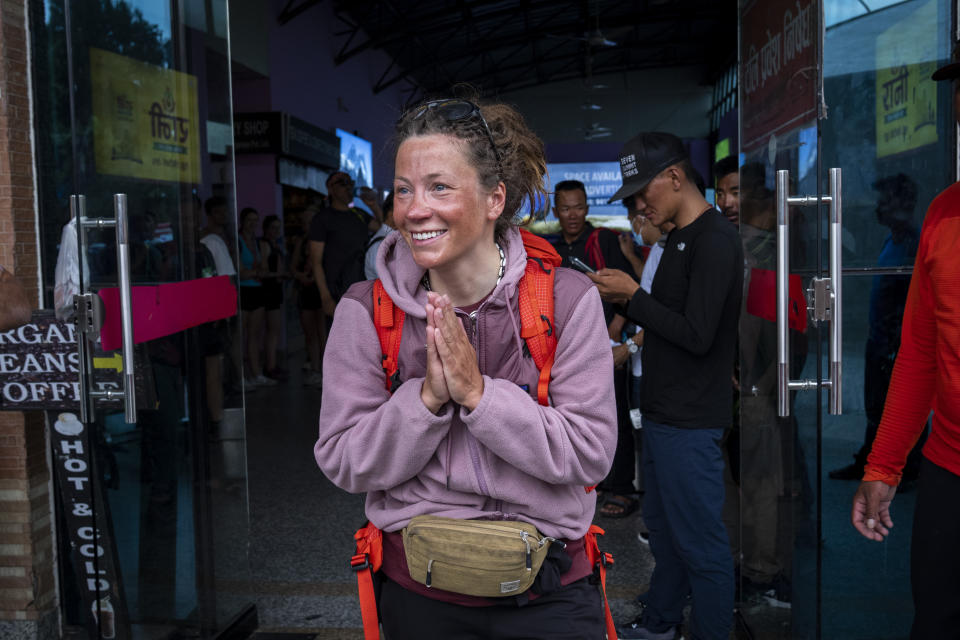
[31,1,252,637]
[737,0,954,637]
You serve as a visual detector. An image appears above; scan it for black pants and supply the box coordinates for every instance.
[379,576,604,640]
[910,458,960,639]
[601,366,635,496]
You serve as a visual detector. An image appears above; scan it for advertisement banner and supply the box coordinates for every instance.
[91,47,202,183]
[740,0,818,152]
[875,0,938,158]
[545,162,624,219]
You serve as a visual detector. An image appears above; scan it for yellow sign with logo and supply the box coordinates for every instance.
[875,0,937,159]
[90,48,202,183]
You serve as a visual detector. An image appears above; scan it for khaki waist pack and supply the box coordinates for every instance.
[402,515,561,597]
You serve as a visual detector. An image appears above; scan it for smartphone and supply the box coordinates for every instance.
[569,257,596,274]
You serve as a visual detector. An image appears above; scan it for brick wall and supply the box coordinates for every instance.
[0,0,57,633]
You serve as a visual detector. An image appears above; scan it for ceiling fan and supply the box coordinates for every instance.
[544,1,632,49]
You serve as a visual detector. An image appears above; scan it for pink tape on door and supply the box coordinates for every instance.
[98,276,237,351]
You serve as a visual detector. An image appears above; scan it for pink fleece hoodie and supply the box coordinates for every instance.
[314,226,617,540]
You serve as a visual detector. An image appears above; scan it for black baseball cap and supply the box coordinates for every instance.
[932,62,960,81]
[607,132,689,204]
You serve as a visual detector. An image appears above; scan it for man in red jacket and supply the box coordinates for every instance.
[851,60,960,639]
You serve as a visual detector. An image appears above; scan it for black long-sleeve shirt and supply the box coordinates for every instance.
[627,210,743,429]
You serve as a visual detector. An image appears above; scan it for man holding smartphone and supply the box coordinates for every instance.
[550,180,642,520]
[588,132,742,640]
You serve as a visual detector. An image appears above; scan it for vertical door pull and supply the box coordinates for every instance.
[113,194,137,423]
[72,194,137,424]
[828,168,842,415]
[775,169,843,417]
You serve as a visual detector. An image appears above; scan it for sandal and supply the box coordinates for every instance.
[599,494,639,519]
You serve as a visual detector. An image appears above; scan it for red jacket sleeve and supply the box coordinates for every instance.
[863,196,941,485]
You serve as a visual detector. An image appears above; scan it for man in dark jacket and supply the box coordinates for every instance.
[551,180,641,519]
[588,132,743,640]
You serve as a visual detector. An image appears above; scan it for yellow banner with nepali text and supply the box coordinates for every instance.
[874,0,937,159]
[91,48,201,183]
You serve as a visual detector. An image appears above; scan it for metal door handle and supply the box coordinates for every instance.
[776,171,791,417]
[72,194,137,424]
[113,194,137,422]
[827,169,842,415]
[775,169,843,417]
[71,195,95,423]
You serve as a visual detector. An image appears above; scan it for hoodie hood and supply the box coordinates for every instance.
[376,226,530,319]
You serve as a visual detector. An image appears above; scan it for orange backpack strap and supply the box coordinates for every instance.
[373,279,405,392]
[351,522,383,640]
[517,229,561,406]
[585,524,618,640]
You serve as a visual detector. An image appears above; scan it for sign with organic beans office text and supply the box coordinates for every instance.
[0,311,153,411]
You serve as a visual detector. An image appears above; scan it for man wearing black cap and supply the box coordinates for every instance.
[850,61,960,639]
[588,132,742,640]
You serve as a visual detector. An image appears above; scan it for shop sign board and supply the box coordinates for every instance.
[288,115,341,168]
[0,311,154,412]
[50,412,130,639]
[875,0,938,158]
[235,112,341,168]
[233,112,284,153]
[740,0,818,152]
[90,48,202,184]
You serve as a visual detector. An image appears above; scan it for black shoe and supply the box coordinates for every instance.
[828,461,864,480]
[617,616,683,640]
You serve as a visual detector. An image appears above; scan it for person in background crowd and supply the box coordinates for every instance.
[618,194,656,280]
[551,179,640,519]
[851,61,960,638]
[714,156,740,226]
[238,207,275,389]
[588,131,742,640]
[201,196,242,395]
[309,171,382,317]
[315,95,616,638]
[736,164,795,609]
[364,191,394,280]
[200,196,236,276]
[292,207,325,387]
[830,174,925,485]
[258,214,288,381]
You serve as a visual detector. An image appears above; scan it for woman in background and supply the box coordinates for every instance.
[259,214,288,381]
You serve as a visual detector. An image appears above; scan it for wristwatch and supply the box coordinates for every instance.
[626,341,639,355]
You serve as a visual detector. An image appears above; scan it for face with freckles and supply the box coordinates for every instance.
[393,134,504,273]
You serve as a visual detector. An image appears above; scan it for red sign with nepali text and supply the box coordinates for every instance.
[740,0,818,152]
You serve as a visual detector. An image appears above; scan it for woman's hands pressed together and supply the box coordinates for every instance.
[421,291,485,414]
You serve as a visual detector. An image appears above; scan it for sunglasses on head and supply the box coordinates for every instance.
[406,99,502,166]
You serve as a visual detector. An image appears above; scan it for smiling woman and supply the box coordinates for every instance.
[314,94,619,639]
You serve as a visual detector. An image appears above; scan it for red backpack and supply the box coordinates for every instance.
[584,227,608,271]
[372,228,560,406]
[353,229,616,640]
